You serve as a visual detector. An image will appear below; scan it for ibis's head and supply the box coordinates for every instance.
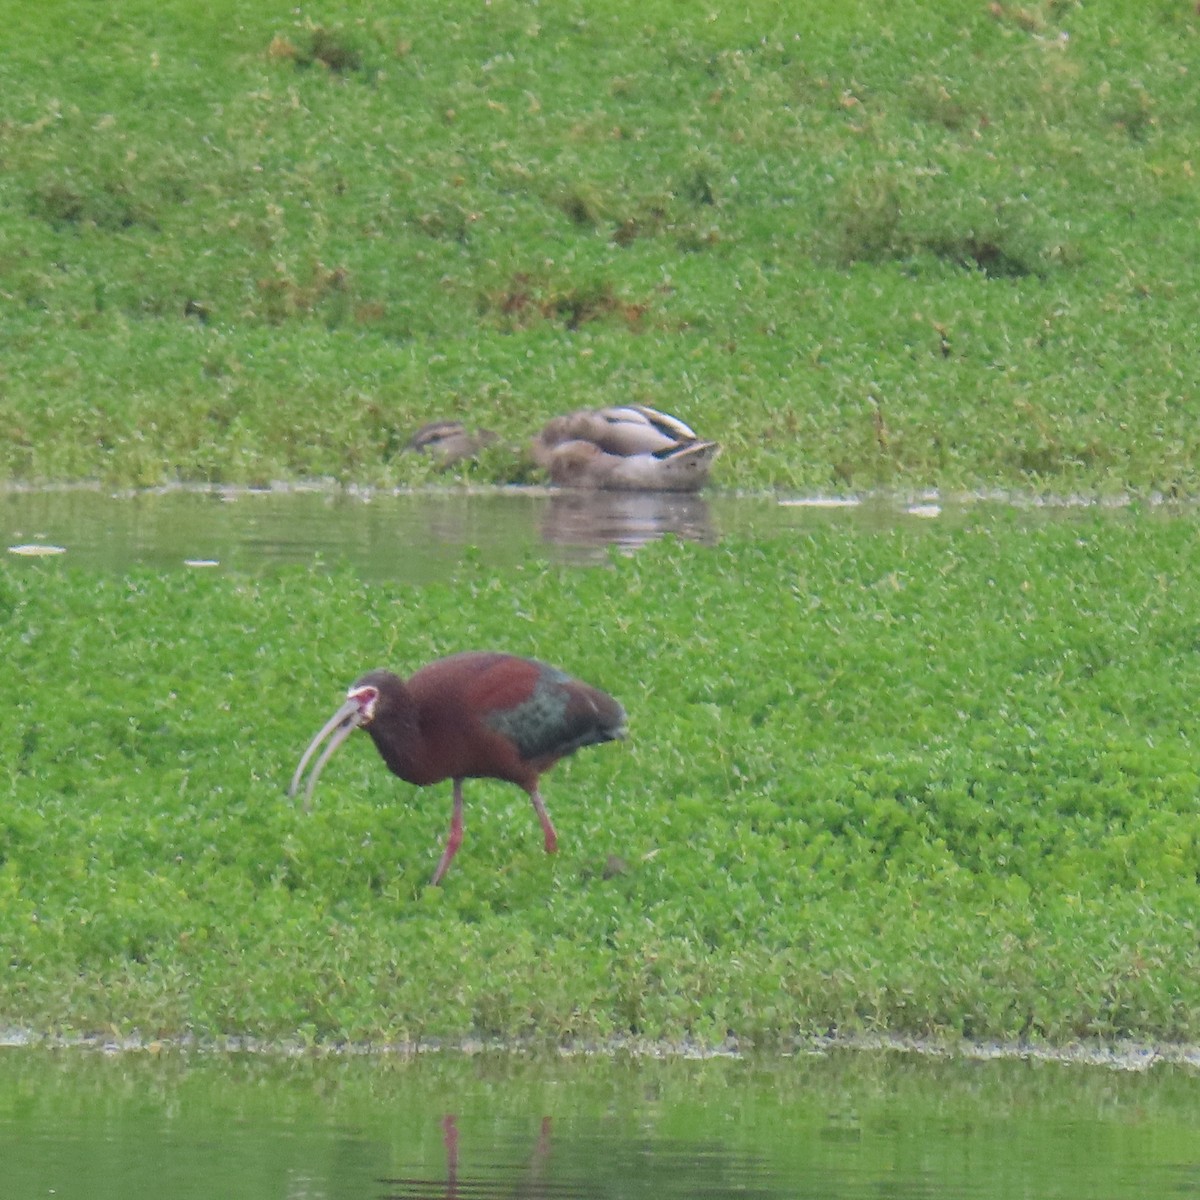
[287,675,386,809]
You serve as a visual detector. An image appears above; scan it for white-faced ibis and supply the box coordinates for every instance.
[532,405,720,492]
[289,652,627,884]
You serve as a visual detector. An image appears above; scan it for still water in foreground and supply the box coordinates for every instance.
[1,1046,1196,1199]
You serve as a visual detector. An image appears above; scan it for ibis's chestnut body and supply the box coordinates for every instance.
[290,652,626,884]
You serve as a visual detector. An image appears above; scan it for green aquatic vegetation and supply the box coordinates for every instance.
[1,1,1199,492]
[2,511,1198,1046]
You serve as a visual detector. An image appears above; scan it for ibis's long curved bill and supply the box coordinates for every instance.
[289,699,362,809]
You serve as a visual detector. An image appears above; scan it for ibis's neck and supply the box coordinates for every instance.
[363,691,432,784]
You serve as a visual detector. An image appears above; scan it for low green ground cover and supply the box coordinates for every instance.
[2,0,1198,493]
[3,511,1197,1046]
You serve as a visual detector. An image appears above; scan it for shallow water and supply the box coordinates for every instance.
[1,1046,1197,1199]
[1,485,963,579]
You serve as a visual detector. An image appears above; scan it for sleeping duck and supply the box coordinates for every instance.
[406,420,499,468]
[532,405,719,492]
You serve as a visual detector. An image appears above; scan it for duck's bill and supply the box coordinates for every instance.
[288,699,362,809]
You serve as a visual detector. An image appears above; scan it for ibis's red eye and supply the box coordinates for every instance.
[347,685,380,721]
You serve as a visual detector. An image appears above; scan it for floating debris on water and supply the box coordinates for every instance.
[184,558,220,568]
[7,543,66,556]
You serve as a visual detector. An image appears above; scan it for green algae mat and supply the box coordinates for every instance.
[3,510,1198,1046]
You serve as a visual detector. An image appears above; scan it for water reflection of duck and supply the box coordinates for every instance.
[407,420,498,468]
[532,405,720,492]
[541,490,715,557]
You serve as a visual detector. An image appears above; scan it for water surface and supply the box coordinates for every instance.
[2,486,952,579]
[1,1046,1197,1199]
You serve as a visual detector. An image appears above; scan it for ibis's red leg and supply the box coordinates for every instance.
[431,779,466,885]
[529,788,558,855]
[442,1115,459,1188]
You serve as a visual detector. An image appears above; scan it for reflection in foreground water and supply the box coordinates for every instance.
[381,1112,776,1200]
[1,1046,1197,1200]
